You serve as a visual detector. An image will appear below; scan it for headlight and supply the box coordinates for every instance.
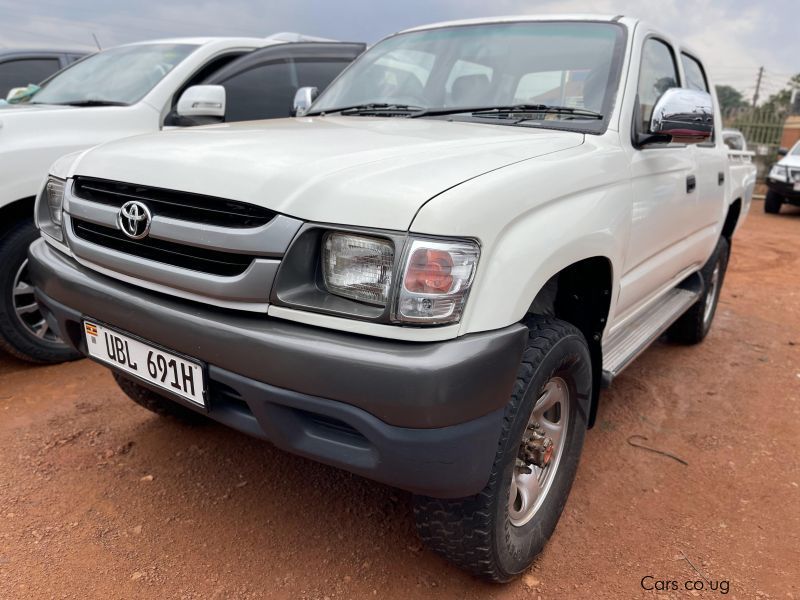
[35,176,66,241]
[282,228,480,326]
[322,232,394,306]
[394,238,480,323]
[769,164,788,181]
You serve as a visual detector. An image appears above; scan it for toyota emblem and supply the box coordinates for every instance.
[117,200,152,239]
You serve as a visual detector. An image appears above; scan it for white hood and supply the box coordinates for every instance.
[70,117,584,230]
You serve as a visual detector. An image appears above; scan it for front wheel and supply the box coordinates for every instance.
[0,219,82,363]
[413,316,592,582]
[764,190,783,214]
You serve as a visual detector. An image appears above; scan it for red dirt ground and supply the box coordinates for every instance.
[1,204,798,599]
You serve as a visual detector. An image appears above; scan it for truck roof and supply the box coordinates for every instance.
[0,48,88,56]
[118,32,335,49]
[401,14,635,33]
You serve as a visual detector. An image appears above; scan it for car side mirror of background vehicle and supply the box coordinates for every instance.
[777,147,789,157]
[293,86,318,116]
[177,85,226,119]
[643,88,714,146]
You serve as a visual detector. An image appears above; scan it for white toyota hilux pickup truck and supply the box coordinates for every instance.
[29,15,754,581]
[0,33,363,363]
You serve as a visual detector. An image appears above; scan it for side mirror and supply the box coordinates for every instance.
[777,147,789,157]
[293,86,318,116]
[177,85,226,119]
[649,88,714,145]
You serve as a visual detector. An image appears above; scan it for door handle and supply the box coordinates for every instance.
[686,175,696,194]
[718,172,725,185]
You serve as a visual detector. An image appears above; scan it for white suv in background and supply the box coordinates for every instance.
[0,33,363,362]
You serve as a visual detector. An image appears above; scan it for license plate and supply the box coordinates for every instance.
[794,182,800,192]
[84,321,206,407]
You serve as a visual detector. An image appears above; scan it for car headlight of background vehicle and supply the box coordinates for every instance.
[769,164,788,181]
[274,226,480,326]
[35,176,66,242]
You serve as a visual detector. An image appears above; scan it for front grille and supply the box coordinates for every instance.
[72,219,254,277]
[73,177,276,228]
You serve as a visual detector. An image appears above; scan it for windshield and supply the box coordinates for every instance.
[25,43,197,106]
[311,21,626,132]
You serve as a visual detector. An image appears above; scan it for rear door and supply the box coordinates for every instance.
[205,42,365,122]
[681,52,726,243]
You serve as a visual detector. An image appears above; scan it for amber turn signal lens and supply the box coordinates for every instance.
[404,249,454,293]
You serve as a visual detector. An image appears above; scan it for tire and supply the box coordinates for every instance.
[764,190,783,214]
[413,316,592,582]
[113,371,207,424]
[667,236,729,345]
[0,219,82,363]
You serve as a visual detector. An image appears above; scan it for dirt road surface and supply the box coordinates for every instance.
[1,205,799,599]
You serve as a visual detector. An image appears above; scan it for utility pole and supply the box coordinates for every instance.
[752,66,764,108]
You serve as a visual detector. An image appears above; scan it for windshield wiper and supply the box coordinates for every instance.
[306,103,423,116]
[410,104,603,120]
[472,104,603,120]
[51,99,129,107]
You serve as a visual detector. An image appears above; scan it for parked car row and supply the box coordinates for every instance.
[6,14,756,582]
[0,33,365,362]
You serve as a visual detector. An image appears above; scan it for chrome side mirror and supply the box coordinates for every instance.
[293,86,318,116]
[649,88,714,145]
[177,85,226,118]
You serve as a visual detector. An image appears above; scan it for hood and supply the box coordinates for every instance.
[72,117,584,230]
[778,153,800,169]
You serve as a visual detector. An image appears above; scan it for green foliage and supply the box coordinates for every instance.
[715,85,747,113]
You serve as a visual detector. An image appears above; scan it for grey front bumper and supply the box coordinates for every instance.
[29,239,527,497]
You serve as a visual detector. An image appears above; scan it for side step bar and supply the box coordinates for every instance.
[601,284,701,386]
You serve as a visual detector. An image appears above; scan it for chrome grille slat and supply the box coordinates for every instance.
[63,178,302,312]
[73,177,277,228]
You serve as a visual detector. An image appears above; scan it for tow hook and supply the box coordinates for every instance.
[517,422,554,474]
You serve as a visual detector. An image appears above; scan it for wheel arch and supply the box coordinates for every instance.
[0,196,36,241]
[526,256,614,428]
[721,197,742,241]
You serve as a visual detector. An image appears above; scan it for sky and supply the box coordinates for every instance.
[0,0,797,101]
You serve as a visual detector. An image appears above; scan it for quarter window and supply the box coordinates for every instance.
[637,39,679,132]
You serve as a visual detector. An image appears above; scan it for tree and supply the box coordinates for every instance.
[715,85,747,113]
[761,73,800,114]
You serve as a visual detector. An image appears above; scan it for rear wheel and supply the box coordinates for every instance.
[667,236,729,345]
[764,190,783,214]
[413,316,592,582]
[0,219,81,363]
[113,371,206,424]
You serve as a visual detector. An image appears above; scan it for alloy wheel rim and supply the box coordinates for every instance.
[509,376,570,527]
[12,259,61,344]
